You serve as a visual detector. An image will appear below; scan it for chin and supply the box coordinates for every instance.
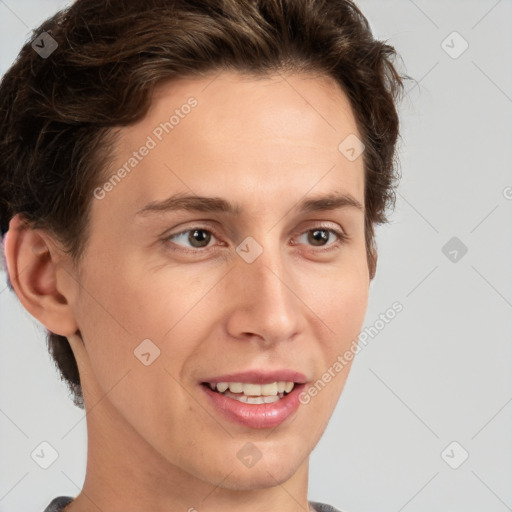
[209,441,309,491]
[216,462,302,491]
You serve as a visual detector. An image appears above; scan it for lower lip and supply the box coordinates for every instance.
[201,383,305,429]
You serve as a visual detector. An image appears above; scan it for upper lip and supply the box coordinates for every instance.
[201,369,307,385]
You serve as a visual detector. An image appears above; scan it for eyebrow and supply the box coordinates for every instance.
[135,191,364,217]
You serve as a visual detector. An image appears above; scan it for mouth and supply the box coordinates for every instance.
[201,380,296,404]
[199,372,307,429]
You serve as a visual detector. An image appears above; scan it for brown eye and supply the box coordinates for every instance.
[308,229,330,246]
[168,228,215,249]
[187,229,211,248]
[295,226,347,249]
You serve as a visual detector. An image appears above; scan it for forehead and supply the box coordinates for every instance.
[95,71,364,226]
[143,70,359,150]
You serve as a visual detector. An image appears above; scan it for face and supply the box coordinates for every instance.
[69,71,369,490]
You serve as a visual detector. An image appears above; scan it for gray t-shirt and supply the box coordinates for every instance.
[43,496,342,512]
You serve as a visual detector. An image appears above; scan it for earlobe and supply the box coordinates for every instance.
[369,248,378,281]
[67,331,88,368]
[3,214,78,337]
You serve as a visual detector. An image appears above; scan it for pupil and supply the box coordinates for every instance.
[189,229,210,247]
[310,229,328,246]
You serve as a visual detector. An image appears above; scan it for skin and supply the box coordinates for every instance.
[5,70,374,512]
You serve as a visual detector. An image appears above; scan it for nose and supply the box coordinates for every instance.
[225,238,302,347]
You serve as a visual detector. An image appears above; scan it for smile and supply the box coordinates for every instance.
[200,371,307,429]
[205,381,295,404]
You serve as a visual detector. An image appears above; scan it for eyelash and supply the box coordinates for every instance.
[163,224,350,256]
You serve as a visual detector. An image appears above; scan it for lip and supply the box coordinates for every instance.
[199,369,308,429]
[201,369,307,385]
[201,381,306,429]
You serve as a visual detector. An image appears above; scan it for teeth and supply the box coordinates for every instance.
[247,395,281,404]
[222,390,282,404]
[228,382,243,393]
[209,381,295,397]
[242,383,261,396]
[261,382,278,395]
[216,382,229,393]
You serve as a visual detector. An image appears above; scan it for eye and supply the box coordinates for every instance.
[294,225,348,251]
[163,223,349,256]
[167,227,217,251]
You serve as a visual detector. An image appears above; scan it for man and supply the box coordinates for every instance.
[0,0,404,510]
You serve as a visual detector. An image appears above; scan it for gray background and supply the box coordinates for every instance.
[1,1,511,511]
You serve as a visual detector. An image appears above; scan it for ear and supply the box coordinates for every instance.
[3,214,79,337]
[368,246,378,282]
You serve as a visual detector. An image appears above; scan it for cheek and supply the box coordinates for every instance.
[73,272,194,441]
[76,255,183,348]
[73,253,208,405]
[299,282,367,429]
[308,255,369,334]
[72,262,160,395]
[305,260,369,397]
[330,277,369,336]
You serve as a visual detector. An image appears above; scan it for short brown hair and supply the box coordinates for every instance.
[0,0,406,408]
